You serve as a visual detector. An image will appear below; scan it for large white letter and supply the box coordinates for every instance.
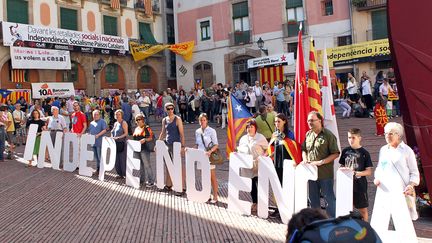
[370,177,417,242]
[99,137,117,181]
[227,152,253,215]
[23,124,38,161]
[185,148,211,203]
[257,157,296,224]
[78,134,95,177]
[37,131,63,169]
[63,132,79,172]
[294,162,318,213]
[126,140,141,189]
[335,168,354,217]
[155,140,183,192]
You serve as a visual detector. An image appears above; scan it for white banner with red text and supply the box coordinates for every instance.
[31,82,75,98]
[11,46,71,70]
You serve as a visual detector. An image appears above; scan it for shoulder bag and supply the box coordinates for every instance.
[200,131,223,165]
[143,125,156,152]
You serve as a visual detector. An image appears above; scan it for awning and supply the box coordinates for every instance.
[139,23,157,44]
[259,65,284,88]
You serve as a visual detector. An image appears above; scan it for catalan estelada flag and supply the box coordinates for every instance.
[111,0,120,9]
[294,25,311,145]
[308,38,322,114]
[226,93,252,156]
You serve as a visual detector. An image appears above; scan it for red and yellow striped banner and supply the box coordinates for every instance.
[144,0,153,16]
[0,90,31,104]
[11,69,25,83]
[111,0,120,9]
[307,38,322,114]
[259,65,284,88]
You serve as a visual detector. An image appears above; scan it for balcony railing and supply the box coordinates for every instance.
[352,0,386,11]
[134,0,160,14]
[283,20,307,38]
[153,0,160,13]
[229,30,251,46]
[100,0,127,7]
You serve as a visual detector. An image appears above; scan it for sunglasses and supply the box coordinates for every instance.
[166,107,174,111]
[136,119,143,122]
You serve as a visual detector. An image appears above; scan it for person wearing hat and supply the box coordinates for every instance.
[158,102,185,193]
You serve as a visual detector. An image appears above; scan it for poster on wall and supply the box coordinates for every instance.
[31,82,75,98]
[10,46,71,70]
[2,22,128,56]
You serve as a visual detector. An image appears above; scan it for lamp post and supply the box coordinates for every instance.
[93,58,105,96]
[257,37,269,56]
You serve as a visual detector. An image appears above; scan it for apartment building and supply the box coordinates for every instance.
[0,0,170,95]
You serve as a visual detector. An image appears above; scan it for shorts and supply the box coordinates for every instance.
[353,191,369,209]
[7,131,14,144]
[15,127,26,137]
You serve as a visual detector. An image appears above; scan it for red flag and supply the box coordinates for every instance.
[294,27,311,145]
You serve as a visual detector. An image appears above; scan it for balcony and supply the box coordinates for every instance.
[153,0,160,13]
[352,0,386,11]
[283,21,307,38]
[100,0,127,7]
[229,30,251,46]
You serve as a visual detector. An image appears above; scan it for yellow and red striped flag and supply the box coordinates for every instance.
[307,38,322,114]
[11,69,25,83]
[111,0,120,9]
[226,93,252,156]
[144,0,153,16]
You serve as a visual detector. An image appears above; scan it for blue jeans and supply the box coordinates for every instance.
[308,179,336,217]
[137,150,154,184]
[93,146,102,170]
[0,127,5,160]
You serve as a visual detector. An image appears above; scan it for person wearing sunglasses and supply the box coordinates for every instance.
[158,102,185,193]
[133,114,155,187]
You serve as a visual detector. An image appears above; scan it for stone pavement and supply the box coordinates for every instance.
[0,116,431,242]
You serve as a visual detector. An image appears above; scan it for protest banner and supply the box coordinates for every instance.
[31,82,75,98]
[10,46,71,70]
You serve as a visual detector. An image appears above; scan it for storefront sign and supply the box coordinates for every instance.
[11,46,71,70]
[318,39,390,67]
[31,82,75,98]
[2,22,128,55]
[247,53,294,69]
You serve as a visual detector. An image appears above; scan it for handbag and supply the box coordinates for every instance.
[200,132,223,165]
[143,126,156,152]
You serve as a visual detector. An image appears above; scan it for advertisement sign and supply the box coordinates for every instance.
[247,53,294,69]
[31,82,75,98]
[2,22,128,55]
[10,46,71,70]
[318,39,390,67]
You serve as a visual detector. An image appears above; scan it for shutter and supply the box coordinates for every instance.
[232,1,248,18]
[286,0,303,8]
[371,10,388,40]
[7,0,28,24]
[139,22,157,44]
[105,64,118,83]
[140,67,151,83]
[60,8,78,30]
[103,16,118,36]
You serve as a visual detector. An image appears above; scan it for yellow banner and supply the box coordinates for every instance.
[318,38,390,67]
[130,41,195,62]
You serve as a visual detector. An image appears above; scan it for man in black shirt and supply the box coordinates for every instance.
[339,128,373,221]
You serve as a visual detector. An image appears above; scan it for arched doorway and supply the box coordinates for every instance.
[136,65,158,90]
[1,60,39,89]
[100,63,126,90]
[232,56,256,85]
[55,61,87,90]
[193,62,213,89]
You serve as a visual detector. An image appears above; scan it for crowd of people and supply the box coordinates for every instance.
[0,72,421,237]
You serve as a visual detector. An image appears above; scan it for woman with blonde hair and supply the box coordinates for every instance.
[112,109,129,179]
[133,113,155,187]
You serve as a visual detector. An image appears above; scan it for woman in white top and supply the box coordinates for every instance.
[245,87,257,114]
[194,113,219,203]
[238,119,268,214]
[347,73,359,102]
[374,122,420,220]
[60,101,70,129]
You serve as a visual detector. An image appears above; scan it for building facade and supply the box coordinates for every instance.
[173,0,353,91]
[0,0,171,96]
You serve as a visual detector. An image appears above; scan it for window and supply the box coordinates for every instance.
[322,0,333,16]
[60,8,78,31]
[166,0,173,9]
[200,21,211,41]
[337,35,352,46]
[140,66,151,83]
[232,2,249,32]
[376,60,392,70]
[7,0,28,24]
[169,52,176,77]
[105,64,118,83]
[167,14,175,44]
[63,62,78,82]
[371,10,388,40]
[286,0,304,37]
[139,22,157,44]
[103,16,118,36]
[288,42,298,59]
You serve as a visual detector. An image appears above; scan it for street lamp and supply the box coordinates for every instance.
[93,58,105,96]
[257,37,268,56]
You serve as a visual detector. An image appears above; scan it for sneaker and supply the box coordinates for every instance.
[268,210,280,219]
[160,186,172,193]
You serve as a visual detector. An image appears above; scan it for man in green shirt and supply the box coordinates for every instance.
[255,105,275,141]
[301,111,340,217]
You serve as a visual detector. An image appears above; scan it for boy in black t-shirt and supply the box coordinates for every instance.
[339,128,373,221]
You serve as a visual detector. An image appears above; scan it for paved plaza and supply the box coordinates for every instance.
[0,116,432,242]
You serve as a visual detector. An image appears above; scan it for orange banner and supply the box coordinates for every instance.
[130,41,194,62]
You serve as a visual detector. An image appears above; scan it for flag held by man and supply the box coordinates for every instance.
[308,38,322,114]
[226,94,252,156]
